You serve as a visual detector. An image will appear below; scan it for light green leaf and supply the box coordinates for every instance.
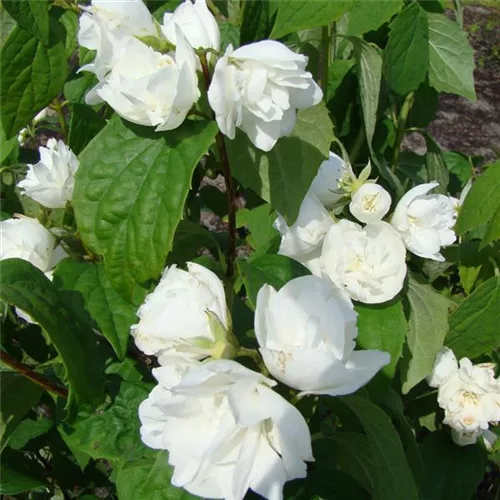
[443,151,472,189]
[58,9,79,58]
[115,452,202,500]
[419,431,486,500]
[0,372,43,451]
[351,38,382,152]
[73,117,218,299]
[60,381,152,465]
[446,276,500,359]
[456,161,500,248]
[346,0,403,36]
[237,254,310,308]
[0,259,104,405]
[8,417,53,450]
[0,25,68,138]
[384,3,429,96]
[340,396,419,500]
[2,0,50,45]
[428,13,476,100]
[401,274,450,394]
[0,6,16,48]
[53,261,140,360]
[270,0,351,38]
[227,104,334,223]
[355,300,407,389]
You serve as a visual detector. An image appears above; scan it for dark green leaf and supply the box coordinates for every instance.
[53,261,140,359]
[446,276,500,359]
[0,259,104,405]
[0,372,43,450]
[115,452,202,500]
[219,20,240,50]
[407,83,439,128]
[68,103,106,155]
[0,451,46,495]
[428,13,476,100]
[271,0,351,38]
[401,274,450,394]
[355,300,407,392]
[227,104,334,223]
[2,0,50,45]
[346,0,403,36]
[0,6,16,47]
[340,395,419,500]
[0,25,68,138]
[456,161,500,248]
[425,148,449,195]
[351,38,382,153]
[419,431,486,500]
[384,3,429,96]
[237,254,310,308]
[8,417,53,450]
[443,151,472,190]
[240,0,273,45]
[60,381,152,464]
[73,116,218,299]
[327,59,355,101]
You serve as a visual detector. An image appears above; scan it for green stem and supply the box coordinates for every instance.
[320,25,331,98]
[349,127,365,167]
[391,92,414,173]
[51,99,68,139]
[236,347,269,376]
[199,52,238,278]
[1,350,68,399]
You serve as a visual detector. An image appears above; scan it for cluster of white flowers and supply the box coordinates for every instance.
[275,153,462,304]
[428,347,500,448]
[134,262,389,499]
[77,0,322,151]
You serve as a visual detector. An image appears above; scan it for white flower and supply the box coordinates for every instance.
[86,31,199,131]
[309,152,352,209]
[0,217,67,274]
[321,220,407,304]
[78,0,158,80]
[17,108,49,146]
[131,262,232,362]
[208,41,322,152]
[162,0,220,51]
[17,139,79,209]
[255,276,390,396]
[274,193,332,275]
[391,182,458,262]
[139,359,313,500]
[428,347,500,448]
[349,183,391,224]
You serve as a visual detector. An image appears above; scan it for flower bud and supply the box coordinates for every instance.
[349,183,391,224]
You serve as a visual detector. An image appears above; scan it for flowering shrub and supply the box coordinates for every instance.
[1,0,499,499]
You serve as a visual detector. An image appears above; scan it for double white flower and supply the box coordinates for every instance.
[18,139,79,209]
[255,276,390,395]
[139,359,313,500]
[428,347,500,448]
[208,41,322,152]
[131,262,232,363]
[391,182,458,261]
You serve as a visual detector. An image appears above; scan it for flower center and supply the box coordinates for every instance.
[361,193,380,213]
[460,391,479,406]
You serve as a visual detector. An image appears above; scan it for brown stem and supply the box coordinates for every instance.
[199,53,237,277]
[1,350,68,399]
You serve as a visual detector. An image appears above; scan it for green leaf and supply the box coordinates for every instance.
[68,103,106,155]
[58,9,79,58]
[443,151,472,190]
[236,203,279,256]
[384,3,429,96]
[240,0,273,45]
[446,276,500,359]
[2,0,50,45]
[425,140,449,194]
[0,25,68,138]
[407,84,439,129]
[401,275,450,394]
[237,254,310,308]
[340,396,419,500]
[270,0,351,38]
[327,59,355,102]
[0,121,18,164]
[0,259,104,405]
[355,300,407,391]
[8,417,53,450]
[0,452,46,495]
[456,161,500,248]
[64,71,98,104]
[73,116,218,299]
[227,104,334,223]
[0,6,16,48]
[351,38,382,152]
[0,372,43,451]
[60,381,152,465]
[427,13,476,100]
[419,431,486,500]
[53,261,140,360]
[115,452,202,500]
[345,0,403,37]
